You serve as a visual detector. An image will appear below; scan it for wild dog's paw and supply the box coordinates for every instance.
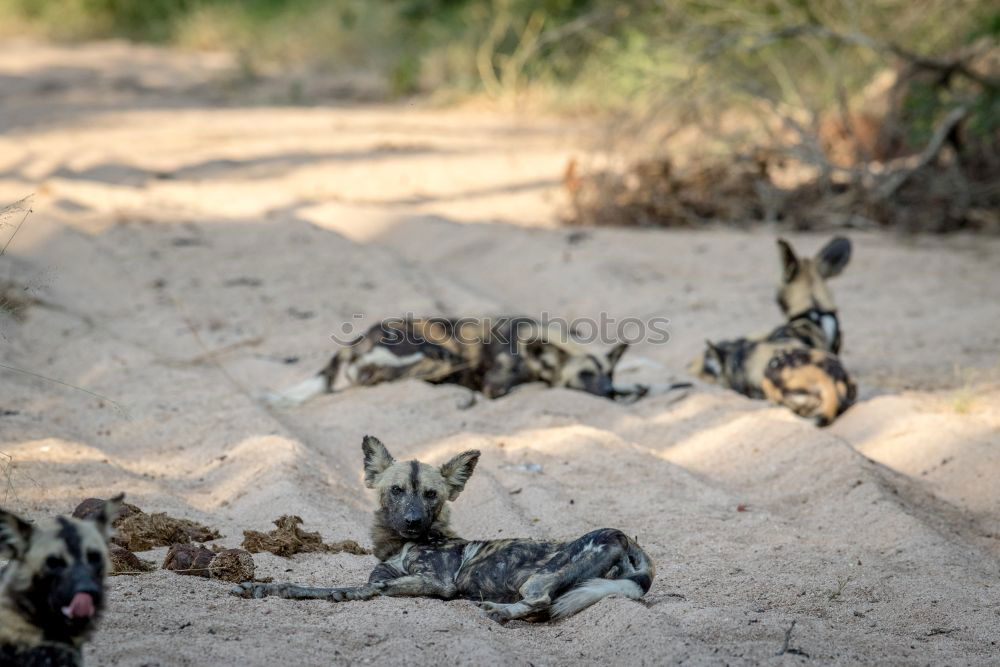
[230,581,282,599]
[326,588,367,602]
[476,600,512,623]
[326,588,350,602]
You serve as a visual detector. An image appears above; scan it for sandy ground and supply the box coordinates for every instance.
[1,40,999,666]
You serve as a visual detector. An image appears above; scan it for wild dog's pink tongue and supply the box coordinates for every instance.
[61,592,95,619]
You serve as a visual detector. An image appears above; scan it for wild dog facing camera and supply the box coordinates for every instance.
[363,435,478,543]
[1,494,124,662]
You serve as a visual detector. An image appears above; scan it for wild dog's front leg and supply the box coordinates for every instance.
[232,572,456,602]
[377,575,457,599]
[230,581,384,601]
[365,551,457,599]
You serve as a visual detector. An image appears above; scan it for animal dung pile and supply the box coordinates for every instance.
[114,512,221,551]
[73,497,144,523]
[73,497,222,551]
[241,515,369,558]
[161,545,256,582]
[162,544,216,577]
[209,549,256,583]
[108,545,155,576]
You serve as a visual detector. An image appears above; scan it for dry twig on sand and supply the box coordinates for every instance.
[776,620,810,657]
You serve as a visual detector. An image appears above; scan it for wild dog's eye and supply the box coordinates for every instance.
[87,550,103,566]
[390,485,404,495]
[579,370,595,380]
[424,489,438,501]
[46,556,67,570]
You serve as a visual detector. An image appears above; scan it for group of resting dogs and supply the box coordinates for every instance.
[1,237,857,665]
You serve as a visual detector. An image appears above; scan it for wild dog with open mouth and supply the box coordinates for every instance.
[691,237,856,426]
[1,495,123,667]
[232,436,655,622]
[266,316,645,407]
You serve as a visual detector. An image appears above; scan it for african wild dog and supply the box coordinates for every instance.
[232,436,655,622]
[691,237,856,426]
[1,495,123,666]
[265,316,644,407]
[773,236,851,355]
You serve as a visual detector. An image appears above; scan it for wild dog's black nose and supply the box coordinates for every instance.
[404,517,422,529]
[70,564,102,596]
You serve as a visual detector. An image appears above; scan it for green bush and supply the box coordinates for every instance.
[0,0,995,114]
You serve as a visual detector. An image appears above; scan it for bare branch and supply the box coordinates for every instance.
[874,105,969,200]
[747,24,999,90]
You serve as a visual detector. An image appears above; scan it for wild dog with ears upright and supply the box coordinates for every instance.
[773,236,852,354]
[233,436,655,622]
[1,495,123,667]
[692,237,856,426]
[265,316,643,407]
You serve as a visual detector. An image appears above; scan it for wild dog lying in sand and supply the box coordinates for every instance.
[232,436,655,622]
[1,495,123,667]
[266,316,648,406]
[692,237,856,426]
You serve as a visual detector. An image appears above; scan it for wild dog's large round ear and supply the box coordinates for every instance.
[439,450,480,501]
[88,493,125,540]
[777,238,799,283]
[606,342,630,369]
[816,236,851,279]
[362,435,395,488]
[0,508,33,559]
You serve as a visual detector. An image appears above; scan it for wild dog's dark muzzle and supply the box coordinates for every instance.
[55,567,103,623]
[581,374,614,397]
[400,502,428,536]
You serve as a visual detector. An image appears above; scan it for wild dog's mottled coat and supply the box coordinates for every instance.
[233,436,655,622]
[692,237,856,426]
[0,496,122,667]
[267,316,640,406]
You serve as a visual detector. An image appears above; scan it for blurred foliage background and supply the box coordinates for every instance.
[1,0,997,231]
[0,1,992,105]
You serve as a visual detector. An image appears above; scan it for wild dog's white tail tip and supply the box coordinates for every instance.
[262,375,326,408]
[615,356,663,373]
[550,578,643,620]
